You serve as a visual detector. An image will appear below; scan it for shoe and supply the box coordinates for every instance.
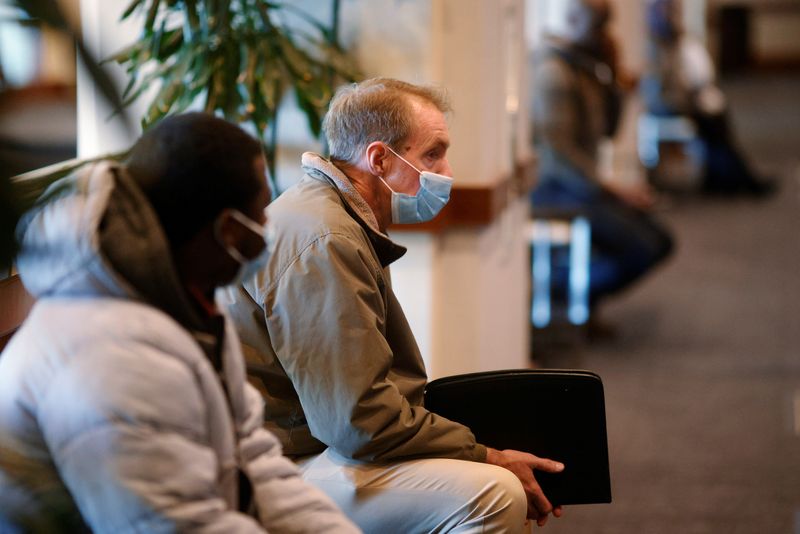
[744,177,778,198]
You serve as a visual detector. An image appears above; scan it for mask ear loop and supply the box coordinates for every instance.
[229,209,266,238]
[384,144,423,175]
[377,175,396,193]
[213,209,255,265]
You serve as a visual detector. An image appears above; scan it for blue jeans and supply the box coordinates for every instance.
[531,177,674,307]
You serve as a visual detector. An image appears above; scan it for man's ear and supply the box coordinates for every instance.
[213,209,239,250]
[365,141,390,177]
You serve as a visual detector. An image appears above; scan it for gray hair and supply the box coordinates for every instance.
[322,78,451,164]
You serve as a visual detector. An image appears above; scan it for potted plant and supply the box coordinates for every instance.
[1,0,360,270]
[111,0,360,189]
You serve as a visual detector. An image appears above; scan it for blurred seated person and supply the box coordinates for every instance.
[641,0,774,195]
[222,78,566,533]
[0,113,357,533]
[531,0,674,331]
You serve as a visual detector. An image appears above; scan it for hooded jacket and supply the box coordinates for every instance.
[222,153,486,463]
[0,162,358,533]
[532,39,621,196]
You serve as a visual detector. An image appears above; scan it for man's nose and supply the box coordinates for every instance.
[440,158,453,178]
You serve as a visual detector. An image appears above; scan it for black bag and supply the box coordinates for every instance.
[425,369,612,506]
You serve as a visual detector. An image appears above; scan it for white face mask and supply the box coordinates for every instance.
[379,145,453,224]
[215,209,273,286]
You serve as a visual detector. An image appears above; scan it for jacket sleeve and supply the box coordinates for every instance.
[38,341,268,533]
[264,231,486,463]
[237,382,361,533]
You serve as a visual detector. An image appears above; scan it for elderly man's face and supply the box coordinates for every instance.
[385,98,452,195]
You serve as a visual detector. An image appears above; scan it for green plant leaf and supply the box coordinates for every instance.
[294,86,322,138]
[105,40,148,65]
[121,0,145,20]
[144,0,161,35]
[151,18,166,60]
[156,28,184,61]
[107,0,360,191]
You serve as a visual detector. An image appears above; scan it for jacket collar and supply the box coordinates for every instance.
[301,152,406,267]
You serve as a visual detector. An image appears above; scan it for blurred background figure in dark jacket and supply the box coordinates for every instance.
[530,0,674,334]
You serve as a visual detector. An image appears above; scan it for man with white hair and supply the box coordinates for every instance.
[224,78,566,532]
[531,0,674,332]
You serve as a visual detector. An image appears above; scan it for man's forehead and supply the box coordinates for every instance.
[407,95,447,118]
[406,97,450,147]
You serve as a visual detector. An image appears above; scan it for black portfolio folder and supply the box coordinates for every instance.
[424,369,612,506]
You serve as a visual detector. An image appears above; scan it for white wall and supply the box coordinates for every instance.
[77,0,145,157]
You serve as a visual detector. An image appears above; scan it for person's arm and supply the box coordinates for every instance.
[262,231,485,463]
[39,344,267,533]
[536,58,654,211]
[237,381,360,533]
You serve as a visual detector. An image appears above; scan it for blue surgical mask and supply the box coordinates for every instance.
[379,145,453,224]
[215,209,273,286]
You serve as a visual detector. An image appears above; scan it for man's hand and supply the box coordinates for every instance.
[485,447,565,527]
[605,182,656,212]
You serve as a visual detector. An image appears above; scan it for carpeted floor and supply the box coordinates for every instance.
[536,71,800,534]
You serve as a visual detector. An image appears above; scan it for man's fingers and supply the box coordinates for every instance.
[525,490,563,524]
[527,484,555,517]
[532,457,565,473]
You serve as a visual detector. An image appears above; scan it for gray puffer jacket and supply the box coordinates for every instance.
[0,162,358,533]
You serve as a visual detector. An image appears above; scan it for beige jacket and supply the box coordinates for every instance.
[223,153,486,463]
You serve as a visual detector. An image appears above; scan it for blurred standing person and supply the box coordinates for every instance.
[641,0,775,195]
[531,0,674,334]
[0,113,358,533]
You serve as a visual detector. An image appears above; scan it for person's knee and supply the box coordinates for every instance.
[493,465,528,521]
[649,223,675,263]
[466,463,527,531]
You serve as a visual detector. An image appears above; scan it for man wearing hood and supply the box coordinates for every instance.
[0,113,358,533]
[222,78,565,533]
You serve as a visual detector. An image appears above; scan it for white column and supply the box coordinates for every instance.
[683,0,708,44]
[348,0,532,378]
[77,0,145,157]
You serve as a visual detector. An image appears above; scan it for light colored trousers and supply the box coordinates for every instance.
[297,448,528,533]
